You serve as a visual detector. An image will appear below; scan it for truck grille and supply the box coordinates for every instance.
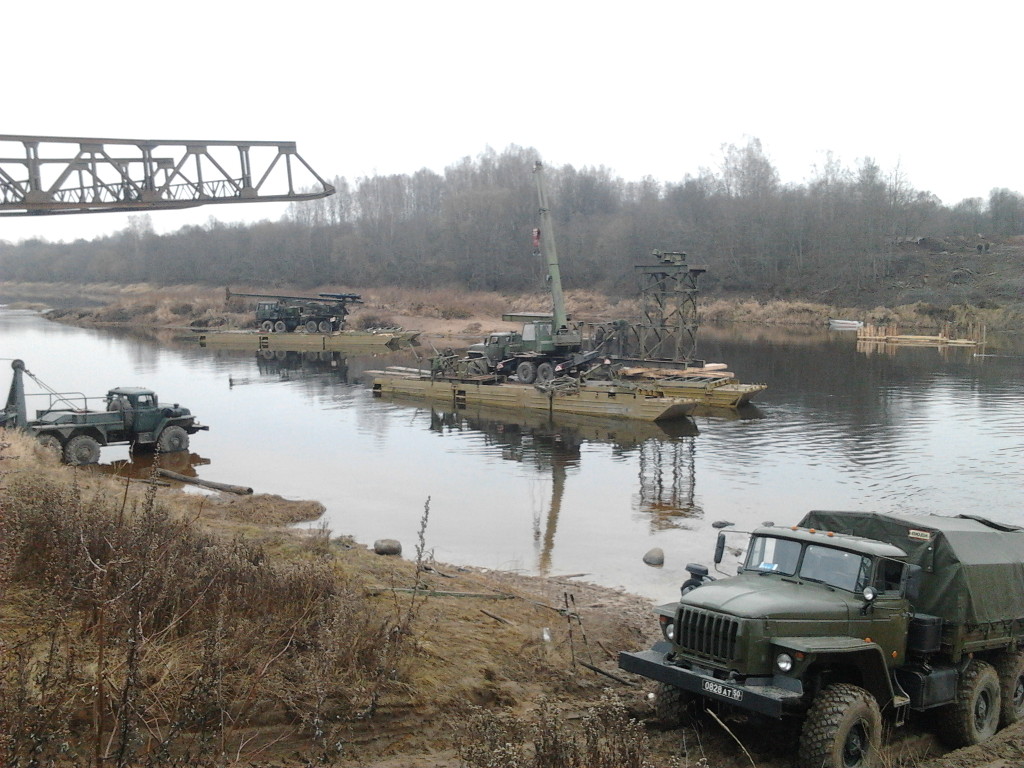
[676,607,740,664]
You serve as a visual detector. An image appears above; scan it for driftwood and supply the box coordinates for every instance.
[577,660,637,686]
[480,609,513,625]
[154,468,253,495]
[366,587,514,599]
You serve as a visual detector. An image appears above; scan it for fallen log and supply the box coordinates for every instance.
[155,468,253,495]
[578,660,637,686]
[366,587,514,599]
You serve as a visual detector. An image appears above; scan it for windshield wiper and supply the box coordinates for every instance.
[799,576,836,590]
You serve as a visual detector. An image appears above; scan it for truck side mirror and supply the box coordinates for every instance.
[714,532,726,565]
[902,564,922,601]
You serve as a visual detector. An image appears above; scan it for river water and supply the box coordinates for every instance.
[2,308,1022,601]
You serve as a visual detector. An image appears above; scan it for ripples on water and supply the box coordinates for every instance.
[2,309,1022,600]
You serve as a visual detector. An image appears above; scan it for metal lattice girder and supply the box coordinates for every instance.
[0,134,335,216]
[633,252,707,362]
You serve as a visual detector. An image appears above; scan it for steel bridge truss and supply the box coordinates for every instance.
[632,252,706,363]
[0,134,335,216]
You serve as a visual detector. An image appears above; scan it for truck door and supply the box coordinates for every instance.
[131,393,161,435]
[851,558,910,665]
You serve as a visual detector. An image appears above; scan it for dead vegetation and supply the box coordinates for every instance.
[7,279,1019,337]
[0,431,429,767]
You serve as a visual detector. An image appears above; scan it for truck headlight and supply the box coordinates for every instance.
[659,615,675,642]
[775,653,793,673]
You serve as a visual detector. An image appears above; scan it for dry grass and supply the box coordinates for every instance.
[8,280,1021,334]
[0,430,421,766]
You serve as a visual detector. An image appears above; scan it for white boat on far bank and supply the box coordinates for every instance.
[828,318,864,330]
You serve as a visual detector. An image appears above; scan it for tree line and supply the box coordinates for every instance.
[2,142,1022,306]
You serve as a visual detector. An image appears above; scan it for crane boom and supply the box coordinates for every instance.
[532,161,569,332]
[0,134,334,216]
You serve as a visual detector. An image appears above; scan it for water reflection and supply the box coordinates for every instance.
[251,350,349,383]
[101,450,210,479]
[417,402,707,573]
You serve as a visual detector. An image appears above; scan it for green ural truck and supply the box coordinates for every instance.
[619,511,1024,768]
[1,360,208,465]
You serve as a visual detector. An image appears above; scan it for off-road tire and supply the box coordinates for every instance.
[305,320,319,333]
[536,362,555,383]
[318,320,332,333]
[36,434,62,458]
[260,320,274,332]
[157,425,189,454]
[995,650,1024,727]
[938,659,1001,747]
[653,682,694,727]
[64,434,102,465]
[517,360,537,384]
[273,320,287,333]
[798,683,881,768]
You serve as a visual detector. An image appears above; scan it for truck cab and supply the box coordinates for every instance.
[466,332,523,366]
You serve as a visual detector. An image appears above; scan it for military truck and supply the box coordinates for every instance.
[464,320,601,384]
[1,360,208,464]
[619,511,1024,768]
[227,289,363,333]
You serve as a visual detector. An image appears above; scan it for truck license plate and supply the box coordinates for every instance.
[702,680,743,702]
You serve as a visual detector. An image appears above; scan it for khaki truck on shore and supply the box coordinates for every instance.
[619,511,1024,768]
[1,360,208,464]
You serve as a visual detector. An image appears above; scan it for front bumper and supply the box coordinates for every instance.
[618,643,805,718]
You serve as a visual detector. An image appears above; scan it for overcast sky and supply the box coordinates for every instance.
[3,0,1019,244]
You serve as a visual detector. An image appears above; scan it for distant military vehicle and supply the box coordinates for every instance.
[228,289,363,333]
[620,510,1024,768]
[1,360,208,464]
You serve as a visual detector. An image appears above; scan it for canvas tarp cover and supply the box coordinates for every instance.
[798,511,1024,626]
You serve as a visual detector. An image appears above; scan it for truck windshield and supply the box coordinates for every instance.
[745,537,874,593]
[799,545,872,593]
[746,536,801,575]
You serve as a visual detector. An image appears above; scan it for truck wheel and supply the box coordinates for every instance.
[653,682,694,727]
[157,426,189,454]
[260,320,274,332]
[517,360,537,384]
[939,659,1001,747]
[64,435,101,465]
[273,321,287,333]
[536,362,555,383]
[36,434,62,458]
[798,683,881,768]
[996,651,1024,727]
[318,320,332,333]
[305,320,319,333]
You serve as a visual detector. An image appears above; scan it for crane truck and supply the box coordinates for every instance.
[619,510,1024,768]
[1,360,207,465]
[227,289,363,333]
[457,161,601,384]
